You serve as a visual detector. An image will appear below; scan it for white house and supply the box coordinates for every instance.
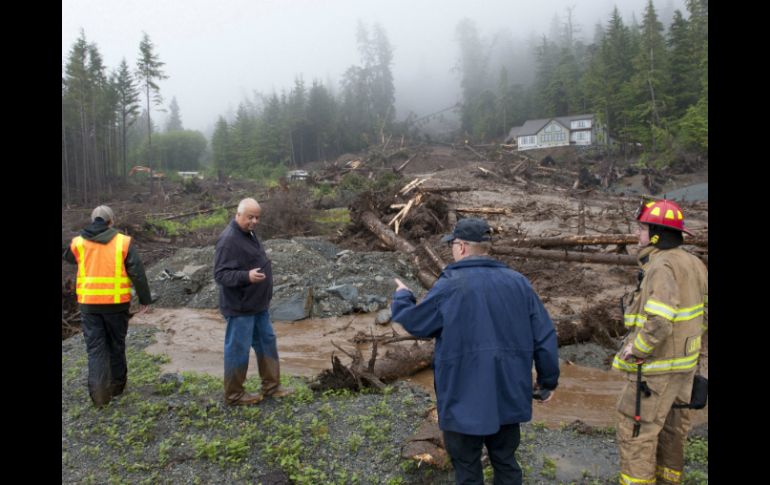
[505,114,608,151]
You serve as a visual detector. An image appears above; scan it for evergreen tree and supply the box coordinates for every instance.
[533,35,560,117]
[63,31,92,202]
[307,80,338,160]
[288,77,308,166]
[62,31,119,203]
[623,0,671,153]
[113,58,141,180]
[371,23,395,142]
[165,96,183,132]
[135,32,168,190]
[454,18,489,133]
[211,116,233,179]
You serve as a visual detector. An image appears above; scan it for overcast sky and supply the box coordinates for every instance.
[63,0,685,136]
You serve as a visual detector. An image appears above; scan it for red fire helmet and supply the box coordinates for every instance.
[636,199,693,236]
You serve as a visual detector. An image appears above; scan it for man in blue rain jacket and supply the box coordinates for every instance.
[392,218,559,485]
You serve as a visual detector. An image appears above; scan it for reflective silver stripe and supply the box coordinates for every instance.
[644,299,676,320]
[612,352,699,374]
[624,314,646,327]
[672,304,704,322]
[619,473,656,484]
[644,300,705,322]
[634,333,653,354]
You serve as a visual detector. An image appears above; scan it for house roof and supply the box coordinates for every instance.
[514,113,595,136]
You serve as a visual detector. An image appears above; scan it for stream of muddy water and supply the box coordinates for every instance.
[132,308,706,429]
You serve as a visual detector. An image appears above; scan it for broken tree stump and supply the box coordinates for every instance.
[309,340,434,392]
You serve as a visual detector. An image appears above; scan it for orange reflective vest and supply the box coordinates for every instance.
[70,233,133,304]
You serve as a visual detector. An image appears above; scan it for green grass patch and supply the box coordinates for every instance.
[684,436,708,465]
[541,456,557,479]
[187,208,229,231]
[314,207,350,225]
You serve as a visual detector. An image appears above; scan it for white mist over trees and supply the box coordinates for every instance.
[62,0,705,202]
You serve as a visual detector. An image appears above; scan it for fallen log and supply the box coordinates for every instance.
[417,186,474,193]
[500,233,708,248]
[309,339,434,391]
[358,211,437,288]
[475,166,502,179]
[352,331,431,345]
[456,207,510,215]
[394,154,416,173]
[421,242,447,272]
[492,246,708,266]
[465,144,486,159]
[161,203,238,221]
[361,211,416,254]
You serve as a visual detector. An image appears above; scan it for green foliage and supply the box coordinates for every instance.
[541,456,557,479]
[314,208,350,226]
[146,218,183,237]
[348,433,363,453]
[684,437,708,465]
[187,209,229,232]
[144,208,228,238]
[144,130,207,171]
[683,469,708,485]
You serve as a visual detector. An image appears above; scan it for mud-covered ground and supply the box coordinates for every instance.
[62,143,708,483]
[62,326,709,484]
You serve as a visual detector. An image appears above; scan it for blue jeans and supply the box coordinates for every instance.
[443,424,522,485]
[224,310,279,402]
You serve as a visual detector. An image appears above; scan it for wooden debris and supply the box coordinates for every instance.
[394,154,416,173]
[421,242,447,272]
[492,246,708,266]
[416,186,474,193]
[499,233,708,248]
[310,339,434,392]
[388,194,423,234]
[465,144,486,159]
[359,211,437,288]
[399,178,427,196]
[456,207,510,215]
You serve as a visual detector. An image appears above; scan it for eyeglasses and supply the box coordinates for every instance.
[448,240,464,248]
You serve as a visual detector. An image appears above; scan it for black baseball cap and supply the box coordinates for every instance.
[441,218,492,243]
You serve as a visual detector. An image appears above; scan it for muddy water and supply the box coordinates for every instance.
[132,308,707,429]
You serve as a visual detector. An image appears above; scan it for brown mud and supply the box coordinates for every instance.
[131,307,707,430]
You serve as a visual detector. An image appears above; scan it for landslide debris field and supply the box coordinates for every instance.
[61,143,708,484]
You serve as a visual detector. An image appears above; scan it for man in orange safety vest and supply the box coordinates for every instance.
[63,205,152,407]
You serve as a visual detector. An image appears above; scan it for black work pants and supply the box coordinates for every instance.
[80,311,129,406]
[443,423,522,485]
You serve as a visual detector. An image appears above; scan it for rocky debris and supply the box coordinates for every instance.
[145,239,425,320]
[375,309,392,325]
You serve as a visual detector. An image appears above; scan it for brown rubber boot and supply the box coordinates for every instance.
[258,355,294,398]
[227,392,264,406]
[224,365,250,405]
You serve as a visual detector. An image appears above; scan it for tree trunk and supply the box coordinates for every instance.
[492,246,707,266]
[358,211,437,288]
[498,233,707,248]
[309,340,434,392]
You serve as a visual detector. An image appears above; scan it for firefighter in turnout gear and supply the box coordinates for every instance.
[612,199,707,485]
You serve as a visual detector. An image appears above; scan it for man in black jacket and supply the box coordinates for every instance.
[214,198,292,405]
[63,205,152,407]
